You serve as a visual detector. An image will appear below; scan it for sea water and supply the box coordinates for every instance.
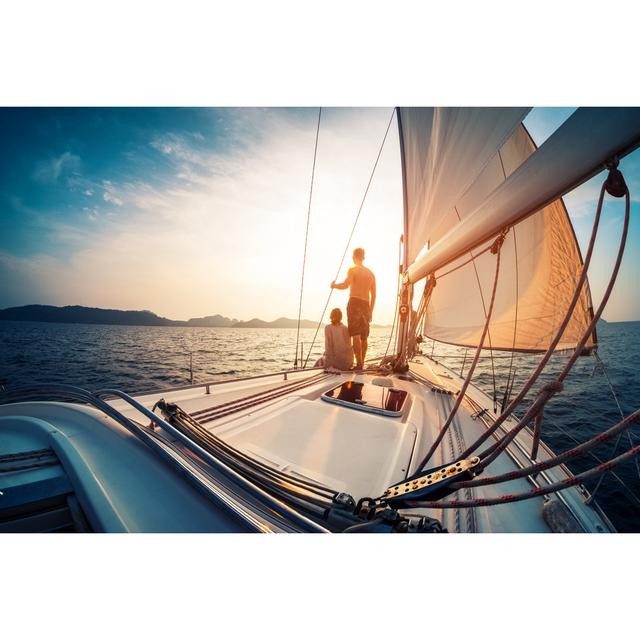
[1,320,639,531]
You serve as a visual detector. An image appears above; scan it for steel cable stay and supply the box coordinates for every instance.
[588,350,640,499]
[396,163,640,514]
[302,108,397,369]
[417,229,508,470]
[454,170,612,462]
[449,408,640,492]
[383,235,404,359]
[461,394,640,509]
[407,419,640,510]
[294,107,322,368]
[472,173,630,474]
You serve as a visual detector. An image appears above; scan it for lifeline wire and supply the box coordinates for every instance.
[303,108,396,368]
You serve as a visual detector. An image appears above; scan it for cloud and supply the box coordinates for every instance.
[33,151,81,184]
[5,107,639,324]
[102,180,124,206]
[83,206,100,221]
[103,191,123,206]
[150,133,208,167]
[7,108,403,323]
[84,189,94,197]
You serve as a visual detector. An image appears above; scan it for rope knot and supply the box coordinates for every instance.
[538,381,564,400]
[490,228,509,254]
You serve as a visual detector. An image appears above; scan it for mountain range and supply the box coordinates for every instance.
[0,304,391,328]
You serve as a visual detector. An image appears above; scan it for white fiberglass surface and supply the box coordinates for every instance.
[212,396,417,500]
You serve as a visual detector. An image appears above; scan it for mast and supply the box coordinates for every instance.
[397,106,410,274]
[392,106,640,356]
[395,106,412,366]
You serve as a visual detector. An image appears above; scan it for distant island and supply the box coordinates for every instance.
[0,304,392,329]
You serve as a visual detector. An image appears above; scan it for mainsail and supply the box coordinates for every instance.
[397,107,640,353]
[398,107,530,265]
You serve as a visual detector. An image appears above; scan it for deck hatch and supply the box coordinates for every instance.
[321,381,408,417]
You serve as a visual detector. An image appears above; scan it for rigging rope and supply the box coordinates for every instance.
[453,205,499,411]
[294,107,322,368]
[383,235,403,359]
[417,229,507,470]
[407,418,640,510]
[463,393,640,508]
[456,173,610,460]
[472,174,630,473]
[302,108,396,368]
[502,227,519,411]
[431,242,494,280]
[496,147,519,412]
[451,408,640,490]
[589,350,640,499]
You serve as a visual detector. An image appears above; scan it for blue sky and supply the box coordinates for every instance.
[0,107,638,323]
[0,108,290,257]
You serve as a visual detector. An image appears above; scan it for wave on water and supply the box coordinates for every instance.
[1,320,639,531]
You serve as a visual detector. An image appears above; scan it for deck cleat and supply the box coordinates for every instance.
[382,456,480,504]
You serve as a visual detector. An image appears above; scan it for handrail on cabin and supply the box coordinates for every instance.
[106,366,326,399]
[0,383,329,532]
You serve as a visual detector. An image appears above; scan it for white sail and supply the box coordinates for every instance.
[406,107,640,280]
[398,108,604,353]
[398,107,530,264]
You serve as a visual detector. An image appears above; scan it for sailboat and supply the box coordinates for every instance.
[1,107,639,533]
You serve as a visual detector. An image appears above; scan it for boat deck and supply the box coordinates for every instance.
[0,358,613,532]
[106,361,610,532]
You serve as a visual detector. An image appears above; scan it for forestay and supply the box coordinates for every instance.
[398,107,597,353]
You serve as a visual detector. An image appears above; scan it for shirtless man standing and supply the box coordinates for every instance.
[331,247,376,370]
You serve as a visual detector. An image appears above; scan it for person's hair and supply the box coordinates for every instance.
[353,247,365,261]
[329,308,342,324]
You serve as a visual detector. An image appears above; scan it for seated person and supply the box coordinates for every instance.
[315,308,353,370]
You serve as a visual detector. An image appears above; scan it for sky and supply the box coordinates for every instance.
[0,107,638,324]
